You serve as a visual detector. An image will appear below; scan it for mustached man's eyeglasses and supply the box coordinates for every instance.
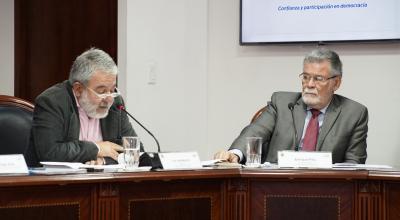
[85,86,120,99]
[299,73,337,84]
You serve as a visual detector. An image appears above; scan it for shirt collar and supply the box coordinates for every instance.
[306,100,331,114]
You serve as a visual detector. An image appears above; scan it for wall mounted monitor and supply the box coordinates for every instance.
[240,0,400,44]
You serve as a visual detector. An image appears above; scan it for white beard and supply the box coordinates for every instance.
[302,89,320,107]
[79,91,110,119]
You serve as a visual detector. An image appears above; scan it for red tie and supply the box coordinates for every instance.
[302,109,321,151]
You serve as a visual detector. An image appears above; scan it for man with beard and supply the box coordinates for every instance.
[26,48,139,166]
[214,48,368,164]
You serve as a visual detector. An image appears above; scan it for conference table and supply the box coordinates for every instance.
[0,167,399,220]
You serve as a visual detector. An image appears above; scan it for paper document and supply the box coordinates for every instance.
[40,161,125,172]
[333,163,393,170]
[40,161,84,169]
[201,159,226,166]
[201,159,243,168]
[29,167,87,175]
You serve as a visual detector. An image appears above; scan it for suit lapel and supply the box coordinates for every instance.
[101,109,119,141]
[65,81,81,139]
[317,95,341,150]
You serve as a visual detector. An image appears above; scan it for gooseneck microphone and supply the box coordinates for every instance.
[117,105,161,153]
[288,103,299,151]
[116,104,162,169]
[117,106,122,143]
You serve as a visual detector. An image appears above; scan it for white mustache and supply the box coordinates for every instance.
[99,100,112,109]
[303,89,318,95]
[99,104,111,109]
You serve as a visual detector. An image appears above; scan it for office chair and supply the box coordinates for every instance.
[251,106,267,123]
[0,95,34,155]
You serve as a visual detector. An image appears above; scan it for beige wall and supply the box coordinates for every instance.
[122,0,400,166]
[123,0,208,154]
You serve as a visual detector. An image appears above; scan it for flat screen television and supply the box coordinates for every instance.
[240,0,400,44]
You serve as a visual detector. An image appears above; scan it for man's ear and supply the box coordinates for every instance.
[333,76,342,91]
[72,82,84,97]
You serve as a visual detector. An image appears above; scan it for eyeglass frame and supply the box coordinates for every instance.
[299,72,338,84]
[84,85,121,99]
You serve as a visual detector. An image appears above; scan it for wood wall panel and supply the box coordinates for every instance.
[15,0,117,102]
[226,178,249,220]
[0,184,95,220]
[251,180,354,220]
[357,180,383,220]
[385,182,400,220]
[118,179,225,220]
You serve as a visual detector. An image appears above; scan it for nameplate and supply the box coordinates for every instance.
[159,152,202,170]
[0,154,29,175]
[278,151,332,168]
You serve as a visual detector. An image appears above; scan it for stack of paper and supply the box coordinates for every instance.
[31,162,150,174]
[201,159,243,168]
[332,163,393,171]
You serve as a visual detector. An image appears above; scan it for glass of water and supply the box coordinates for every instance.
[246,137,262,167]
[122,136,140,170]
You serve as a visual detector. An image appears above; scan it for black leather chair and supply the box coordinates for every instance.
[0,95,34,155]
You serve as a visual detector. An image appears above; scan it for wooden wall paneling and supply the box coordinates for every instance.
[14,0,117,102]
[98,183,119,220]
[357,180,383,220]
[251,180,355,220]
[226,178,249,220]
[0,184,96,220]
[118,179,225,220]
[384,181,400,220]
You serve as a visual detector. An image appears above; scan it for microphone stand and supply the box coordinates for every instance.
[118,105,163,169]
[288,103,299,151]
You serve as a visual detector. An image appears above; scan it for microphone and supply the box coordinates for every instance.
[116,104,162,169]
[288,103,299,151]
[117,105,122,144]
[117,105,161,152]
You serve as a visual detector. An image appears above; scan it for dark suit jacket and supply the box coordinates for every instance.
[229,91,368,164]
[25,80,139,166]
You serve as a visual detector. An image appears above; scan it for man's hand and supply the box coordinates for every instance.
[85,157,105,165]
[96,141,123,161]
[214,150,239,163]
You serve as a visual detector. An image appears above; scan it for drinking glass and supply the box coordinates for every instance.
[246,137,262,167]
[122,136,140,169]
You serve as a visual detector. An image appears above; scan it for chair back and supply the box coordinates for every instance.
[0,95,34,155]
[251,106,267,123]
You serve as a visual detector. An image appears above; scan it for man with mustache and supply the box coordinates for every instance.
[214,48,368,164]
[26,48,140,166]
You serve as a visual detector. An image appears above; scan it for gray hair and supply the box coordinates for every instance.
[303,48,342,76]
[68,48,118,85]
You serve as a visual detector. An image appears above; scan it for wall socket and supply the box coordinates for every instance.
[146,61,157,85]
